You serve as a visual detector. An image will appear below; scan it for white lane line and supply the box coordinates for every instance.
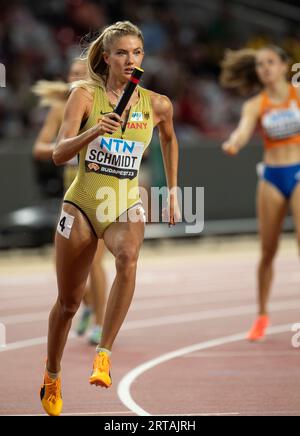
[1,301,300,353]
[121,300,300,331]
[117,324,293,417]
[2,290,300,326]
[0,294,257,325]
[0,332,76,353]
[1,312,50,325]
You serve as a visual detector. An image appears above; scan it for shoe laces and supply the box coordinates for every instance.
[45,377,61,404]
[94,352,110,373]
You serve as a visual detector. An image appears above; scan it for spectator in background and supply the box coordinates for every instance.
[0,0,297,142]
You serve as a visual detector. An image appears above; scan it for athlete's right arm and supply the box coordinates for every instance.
[222,96,260,156]
[53,88,121,166]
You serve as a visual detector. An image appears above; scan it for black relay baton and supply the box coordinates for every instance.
[114,67,144,116]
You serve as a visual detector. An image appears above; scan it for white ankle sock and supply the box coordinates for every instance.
[96,346,111,356]
[46,368,61,380]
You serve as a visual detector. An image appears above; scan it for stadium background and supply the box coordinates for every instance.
[0,0,299,246]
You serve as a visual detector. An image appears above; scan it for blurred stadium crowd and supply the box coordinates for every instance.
[1,0,300,142]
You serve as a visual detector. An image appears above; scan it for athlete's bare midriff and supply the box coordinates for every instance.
[263,142,300,166]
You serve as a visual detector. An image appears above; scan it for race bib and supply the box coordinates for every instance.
[262,100,300,140]
[57,210,75,239]
[85,136,144,180]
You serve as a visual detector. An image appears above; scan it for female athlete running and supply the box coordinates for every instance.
[220,46,300,341]
[40,21,180,416]
[33,60,107,345]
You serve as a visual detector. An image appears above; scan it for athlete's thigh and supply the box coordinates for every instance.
[103,207,145,257]
[290,183,300,244]
[257,180,288,251]
[55,203,98,301]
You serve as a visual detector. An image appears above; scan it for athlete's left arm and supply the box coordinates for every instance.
[152,94,181,226]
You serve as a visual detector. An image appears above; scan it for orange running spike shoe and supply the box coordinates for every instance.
[89,351,112,388]
[40,372,63,416]
[247,315,270,342]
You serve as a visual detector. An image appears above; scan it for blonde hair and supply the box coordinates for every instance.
[31,80,70,106]
[32,58,87,106]
[220,46,290,96]
[73,21,144,93]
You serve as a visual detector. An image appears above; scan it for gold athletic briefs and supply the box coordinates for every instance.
[64,84,154,238]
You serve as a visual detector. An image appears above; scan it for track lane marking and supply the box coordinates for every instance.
[117,324,294,416]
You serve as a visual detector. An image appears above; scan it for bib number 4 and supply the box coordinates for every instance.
[57,210,75,239]
[59,217,67,233]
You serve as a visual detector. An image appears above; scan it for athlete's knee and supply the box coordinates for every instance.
[261,245,277,265]
[115,246,139,273]
[57,296,81,320]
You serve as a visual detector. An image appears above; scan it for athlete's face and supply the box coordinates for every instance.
[255,49,288,86]
[104,36,144,82]
[68,61,87,83]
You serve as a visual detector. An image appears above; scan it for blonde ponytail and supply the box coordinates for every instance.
[32,80,70,106]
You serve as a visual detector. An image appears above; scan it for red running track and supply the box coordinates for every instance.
[0,240,300,416]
